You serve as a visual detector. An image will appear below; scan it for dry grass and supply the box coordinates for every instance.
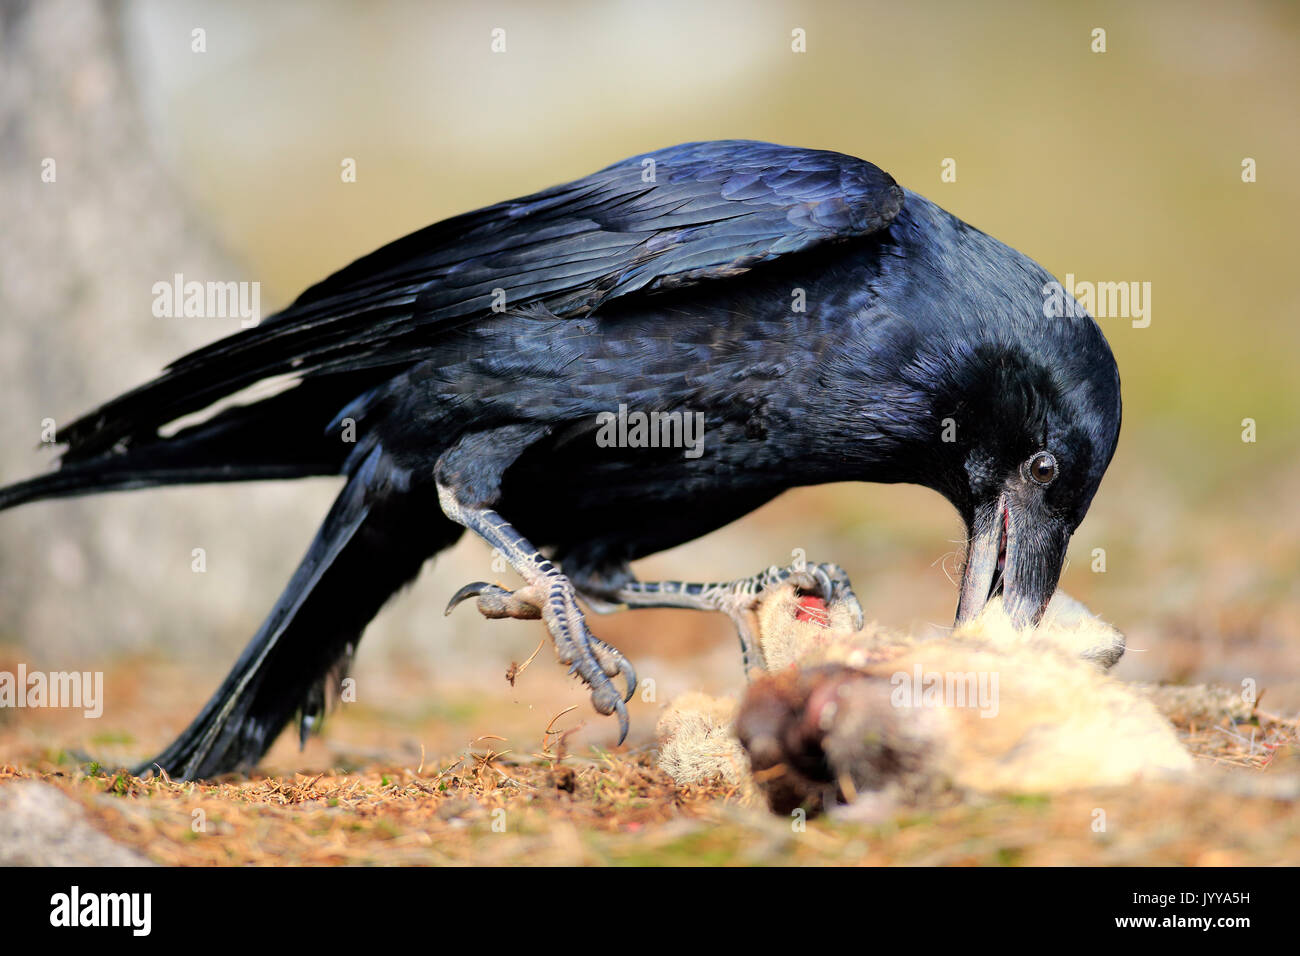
[1,683,1297,866]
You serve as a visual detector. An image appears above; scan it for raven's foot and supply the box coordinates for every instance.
[435,430,637,742]
[445,580,637,691]
[447,577,633,741]
[445,581,542,620]
[611,562,864,675]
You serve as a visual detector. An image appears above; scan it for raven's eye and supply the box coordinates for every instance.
[1026,451,1058,485]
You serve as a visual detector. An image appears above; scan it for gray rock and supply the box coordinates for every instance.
[0,781,153,866]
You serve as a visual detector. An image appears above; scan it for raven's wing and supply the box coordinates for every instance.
[60,140,903,457]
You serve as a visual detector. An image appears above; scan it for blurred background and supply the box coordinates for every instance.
[2,0,1297,769]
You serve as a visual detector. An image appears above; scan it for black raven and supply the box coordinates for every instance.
[0,140,1120,779]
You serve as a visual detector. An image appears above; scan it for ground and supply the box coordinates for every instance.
[1,660,1297,866]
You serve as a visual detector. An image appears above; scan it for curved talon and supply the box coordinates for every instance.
[596,696,629,744]
[614,698,629,744]
[445,581,492,616]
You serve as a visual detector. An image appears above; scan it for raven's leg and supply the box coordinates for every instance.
[450,559,863,676]
[589,562,862,674]
[435,427,635,741]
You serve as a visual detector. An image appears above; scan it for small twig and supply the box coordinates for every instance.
[507,637,547,687]
[542,706,579,744]
[539,706,581,761]
[430,756,465,785]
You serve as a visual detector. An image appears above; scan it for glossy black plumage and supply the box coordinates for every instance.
[0,140,1121,778]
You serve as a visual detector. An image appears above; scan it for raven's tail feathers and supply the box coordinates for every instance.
[135,451,460,780]
[0,375,372,514]
[0,460,325,513]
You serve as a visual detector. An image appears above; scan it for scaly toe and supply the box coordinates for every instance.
[588,676,621,716]
[448,582,543,620]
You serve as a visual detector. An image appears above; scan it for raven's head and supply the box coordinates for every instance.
[825,191,1122,629]
[836,307,1120,628]
[849,194,1127,629]
[937,331,1121,628]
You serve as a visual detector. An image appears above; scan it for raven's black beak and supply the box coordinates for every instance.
[955,493,1070,628]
